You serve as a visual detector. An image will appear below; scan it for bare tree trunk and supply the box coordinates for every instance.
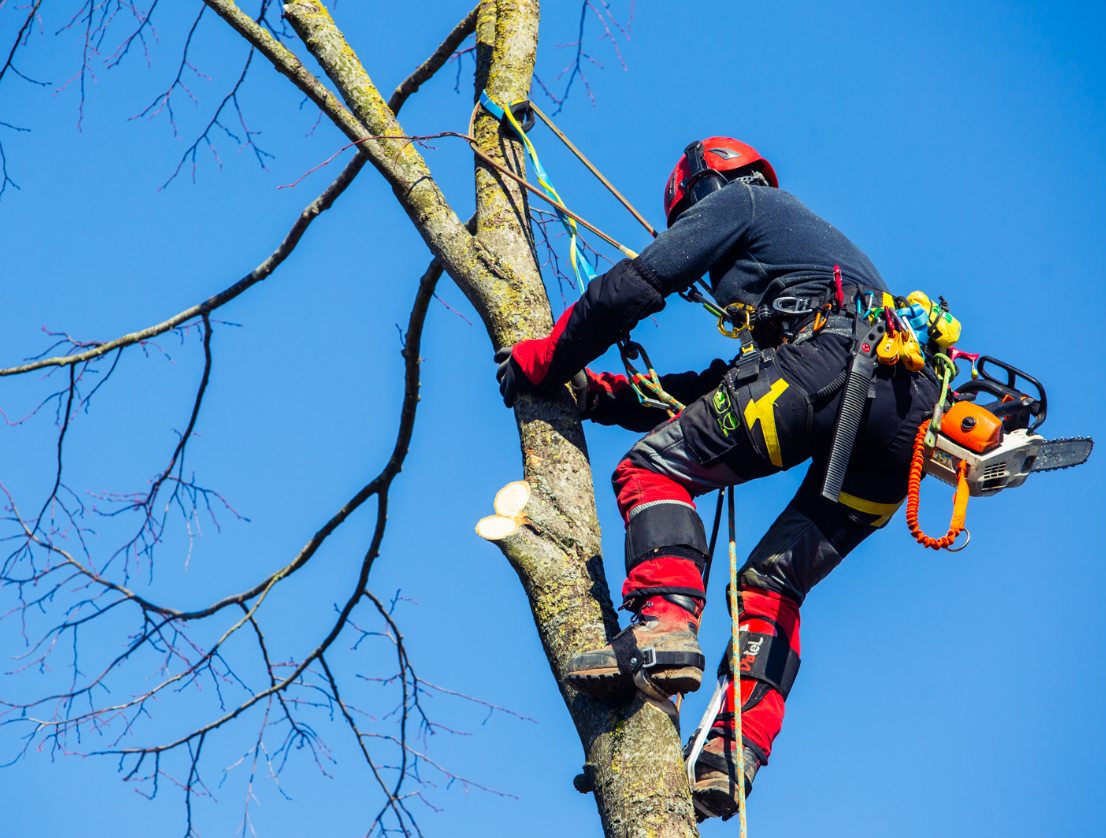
[225,1,700,833]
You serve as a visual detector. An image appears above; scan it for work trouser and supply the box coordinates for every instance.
[612,330,940,759]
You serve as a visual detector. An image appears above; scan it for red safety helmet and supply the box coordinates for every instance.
[663,137,778,227]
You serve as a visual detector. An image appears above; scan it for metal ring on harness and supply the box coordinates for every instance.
[718,304,753,339]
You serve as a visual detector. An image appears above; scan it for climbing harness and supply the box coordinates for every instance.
[473,99,1091,558]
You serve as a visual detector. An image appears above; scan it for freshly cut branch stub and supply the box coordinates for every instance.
[476,515,518,540]
[476,481,531,540]
[494,481,530,518]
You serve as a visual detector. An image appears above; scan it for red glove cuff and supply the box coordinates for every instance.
[511,305,575,386]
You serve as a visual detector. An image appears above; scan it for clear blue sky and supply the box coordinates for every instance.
[3,1,1104,836]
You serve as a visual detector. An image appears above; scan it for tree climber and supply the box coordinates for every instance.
[494,136,940,820]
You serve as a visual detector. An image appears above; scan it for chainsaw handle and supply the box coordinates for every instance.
[976,356,1047,433]
[956,377,1047,435]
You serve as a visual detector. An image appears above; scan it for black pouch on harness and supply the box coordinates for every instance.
[729,354,814,472]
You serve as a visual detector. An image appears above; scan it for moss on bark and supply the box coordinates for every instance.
[202,1,700,834]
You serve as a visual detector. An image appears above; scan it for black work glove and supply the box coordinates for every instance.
[569,370,589,414]
[495,346,537,407]
[494,346,588,411]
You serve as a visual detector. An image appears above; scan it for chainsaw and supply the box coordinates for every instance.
[923,355,1092,496]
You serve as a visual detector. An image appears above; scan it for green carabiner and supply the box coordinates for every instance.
[925,353,956,449]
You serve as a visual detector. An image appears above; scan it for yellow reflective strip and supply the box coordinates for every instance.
[742,379,789,467]
[837,492,905,528]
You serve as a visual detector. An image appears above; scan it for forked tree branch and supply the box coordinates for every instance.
[388,6,478,115]
[4,4,699,835]
[0,4,479,379]
[3,218,484,837]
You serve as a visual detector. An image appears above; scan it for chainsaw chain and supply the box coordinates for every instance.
[1035,436,1094,473]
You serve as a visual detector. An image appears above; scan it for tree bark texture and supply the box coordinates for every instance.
[201,2,700,834]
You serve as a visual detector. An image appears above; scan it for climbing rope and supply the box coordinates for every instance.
[474,93,741,417]
[471,93,650,291]
[477,93,598,292]
[617,340,685,417]
[527,102,658,239]
[905,420,970,551]
[727,486,748,838]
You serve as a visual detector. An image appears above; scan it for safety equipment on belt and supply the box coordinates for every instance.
[664,136,779,227]
[821,313,888,503]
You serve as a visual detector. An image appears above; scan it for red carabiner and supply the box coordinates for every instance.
[947,347,980,366]
[946,347,980,381]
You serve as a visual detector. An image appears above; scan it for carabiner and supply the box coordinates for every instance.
[679,285,728,321]
[947,347,981,379]
[771,296,814,317]
[717,304,752,339]
[812,303,833,334]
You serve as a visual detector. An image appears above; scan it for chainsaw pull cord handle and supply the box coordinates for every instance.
[906,420,970,551]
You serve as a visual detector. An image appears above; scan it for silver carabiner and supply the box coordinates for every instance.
[771,296,815,317]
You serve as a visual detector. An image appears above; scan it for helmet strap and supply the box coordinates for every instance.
[731,170,770,188]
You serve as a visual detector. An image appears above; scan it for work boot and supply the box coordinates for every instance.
[686,586,801,821]
[566,594,705,700]
[688,723,762,822]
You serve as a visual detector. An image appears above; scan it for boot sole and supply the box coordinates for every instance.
[692,785,740,822]
[567,665,702,699]
[692,766,750,822]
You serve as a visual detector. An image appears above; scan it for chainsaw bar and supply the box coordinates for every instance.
[1032,437,1094,472]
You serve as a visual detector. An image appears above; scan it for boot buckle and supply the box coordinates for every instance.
[639,647,657,669]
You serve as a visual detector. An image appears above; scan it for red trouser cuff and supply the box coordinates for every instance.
[622,555,705,605]
[612,459,694,523]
